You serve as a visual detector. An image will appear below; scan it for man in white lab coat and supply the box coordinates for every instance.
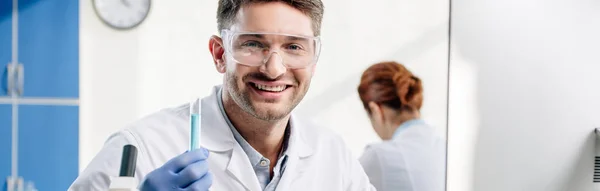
[69,0,375,190]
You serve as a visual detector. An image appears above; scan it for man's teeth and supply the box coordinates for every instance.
[254,84,286,92]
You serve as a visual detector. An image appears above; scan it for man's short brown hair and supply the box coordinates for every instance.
[217,0,325,36]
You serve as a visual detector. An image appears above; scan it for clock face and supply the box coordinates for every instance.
[93,0,151,29]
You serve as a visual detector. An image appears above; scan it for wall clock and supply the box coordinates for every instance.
[93,0,151,30]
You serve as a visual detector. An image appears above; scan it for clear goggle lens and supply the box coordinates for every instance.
[222,29,321,69]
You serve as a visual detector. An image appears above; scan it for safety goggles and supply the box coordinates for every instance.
[221,29,322,69]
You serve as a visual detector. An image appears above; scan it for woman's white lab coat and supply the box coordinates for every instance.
[69,85,375,191]
[359,120,446,191]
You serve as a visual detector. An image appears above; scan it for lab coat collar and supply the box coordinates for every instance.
[199,85,315,190]
[287,115,315,158]
[392,118,427,139]
[197,86,236,152]
[273,115,315,191]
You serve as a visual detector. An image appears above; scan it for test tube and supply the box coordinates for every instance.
[189,100,201,151]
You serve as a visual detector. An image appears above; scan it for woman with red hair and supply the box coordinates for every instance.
[357,61,446,191]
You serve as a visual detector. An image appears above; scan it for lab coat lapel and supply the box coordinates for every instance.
[199,86,261,191]
[275,116,315,191]
[226,145,262,191]
[275,153,305,191]
[199,86,235,152]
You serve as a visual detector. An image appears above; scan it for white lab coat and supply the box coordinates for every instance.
[69,85,375,191]
[359,120,446,191]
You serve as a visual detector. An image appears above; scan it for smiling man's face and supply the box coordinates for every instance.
[218,2,317,121]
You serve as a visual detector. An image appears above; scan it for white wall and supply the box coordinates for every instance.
[447,0,600,190]
[79,0,222,171]
[294,0,450,157]
[79,0,450,173]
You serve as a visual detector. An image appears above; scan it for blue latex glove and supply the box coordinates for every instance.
[140,148,213,191]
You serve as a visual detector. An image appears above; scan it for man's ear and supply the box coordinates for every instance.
[368,101,383,122]
[209,35,226,73]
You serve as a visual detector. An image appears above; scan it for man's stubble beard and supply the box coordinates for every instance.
[226,71,310,122]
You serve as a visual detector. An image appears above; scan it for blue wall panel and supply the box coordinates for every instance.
[19,0,79,98]
[0,105,12,183]
[18,105,78,191]
[0,1,81,190]
[0,0,12,96]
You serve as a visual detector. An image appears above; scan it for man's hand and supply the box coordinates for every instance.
[140,148,212,191]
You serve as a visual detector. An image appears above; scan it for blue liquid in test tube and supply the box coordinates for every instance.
[189,101,201,151]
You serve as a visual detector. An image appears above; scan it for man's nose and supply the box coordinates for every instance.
[259,52,287,79]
